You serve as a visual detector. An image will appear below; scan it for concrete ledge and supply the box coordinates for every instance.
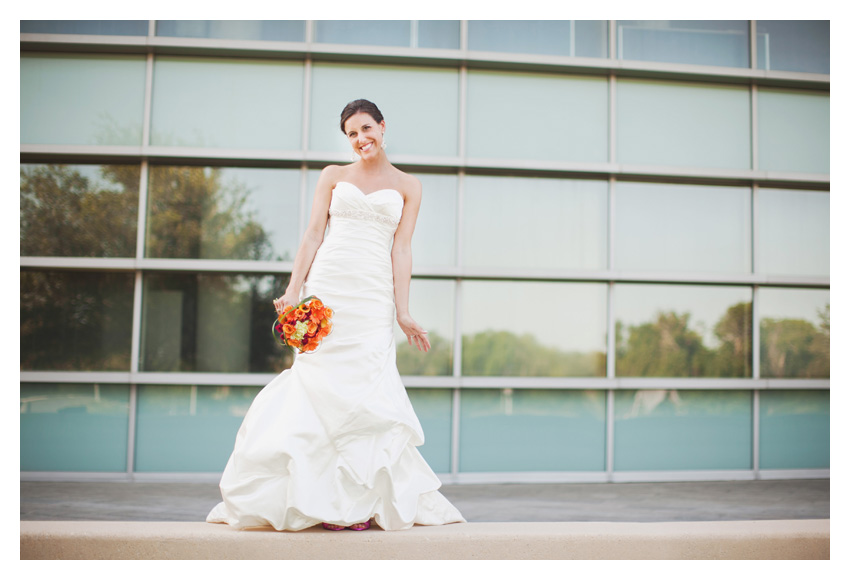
[21,520,829,560]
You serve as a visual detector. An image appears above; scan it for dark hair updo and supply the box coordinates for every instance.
[340,99,384,134]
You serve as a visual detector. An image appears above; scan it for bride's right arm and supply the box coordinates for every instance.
[274,167,337,314]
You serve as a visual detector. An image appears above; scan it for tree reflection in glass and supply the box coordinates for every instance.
[141,273,292,373]
[759,288,829,378]
[20,164,140,257]
[461,281,607,377]
[146,166,299,261]
[615,284,752,377]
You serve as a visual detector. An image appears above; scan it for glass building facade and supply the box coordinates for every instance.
[20,20,829,483]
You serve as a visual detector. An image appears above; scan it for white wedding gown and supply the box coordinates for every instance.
[206,181,466,531]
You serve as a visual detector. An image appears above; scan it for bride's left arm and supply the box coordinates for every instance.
[391,178,430,353]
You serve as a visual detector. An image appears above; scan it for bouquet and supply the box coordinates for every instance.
[273,295,334,354]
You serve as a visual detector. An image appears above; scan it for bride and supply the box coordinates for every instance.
[206,99,466,531]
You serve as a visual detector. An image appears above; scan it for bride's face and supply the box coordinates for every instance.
[344,112,385,160]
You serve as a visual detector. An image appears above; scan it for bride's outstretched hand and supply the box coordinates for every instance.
[397,313,430,353]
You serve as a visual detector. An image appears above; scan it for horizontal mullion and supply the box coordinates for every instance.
[19,258,829,288]
[20,372,829,390]
[21,35,829,90]
[20,146,830,189]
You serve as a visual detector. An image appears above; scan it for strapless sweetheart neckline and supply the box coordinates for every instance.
[335,181,403,201]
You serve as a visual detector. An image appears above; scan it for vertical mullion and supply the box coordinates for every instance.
[460,20,468,51]
[606,389,615,481]
[411,20,418,48]
[569,20,576,57]
[751,83,759,172]
[609,75,616,165]
[749,20,757,69]
[126,384,138,478]
[753,390,761,479]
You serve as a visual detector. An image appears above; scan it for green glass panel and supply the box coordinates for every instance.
[411,173,457,268]
[134,385,261,472]
[20,384,129,472]
[21,164,140,258]
[459,389,606,472]
[406,388,453,473]
[150,56,303,149]
[757,189,829,277]
[462,175,607,270]
[466,70,608,163]
[613,390,752,471]
[155,20,305,41]
[395,279,454,376]
[21,20,148,35]
[309,63,459,157]
[617,21,749,68]
[146,166,300,261]
[418,21,460,49]
[759,390,829,469]
[21,271,134,371]
[759,288,829,379]
[614,182,751,274]
[462,281,607,377]
[758,89,829,174]
[315,20,410,47]
[615,284,752,378]
[617,79,751,170]
[21,53,146,146]
[141,273,292,373]
[757,21,829,75]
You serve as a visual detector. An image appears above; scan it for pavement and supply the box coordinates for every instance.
[20,478,829,523]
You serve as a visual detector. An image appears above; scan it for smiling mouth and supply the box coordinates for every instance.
[360,142,374,152]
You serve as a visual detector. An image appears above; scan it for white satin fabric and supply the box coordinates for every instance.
[206,181,466,531]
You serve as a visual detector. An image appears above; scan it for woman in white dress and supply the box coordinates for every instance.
[206,100,466,532]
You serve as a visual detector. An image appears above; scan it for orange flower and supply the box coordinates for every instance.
[307,321,318,334]
[324,307,334,319]
[283,324,296,335]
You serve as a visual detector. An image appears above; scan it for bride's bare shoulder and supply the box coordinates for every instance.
[396,171,422,200]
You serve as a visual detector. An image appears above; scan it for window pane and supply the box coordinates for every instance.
[412,173,457,268]
[463,176,607,270]
[469,20,573,56]
[150,57,303,149]
[407,389,453,473]
[613,389,752,471]
[468,20,607,58]
[21,20,148,36]
[615,284,752,378]
[20,384,130,472]
[467,71,608,163]
[315,20,410,47]
[417,21,460,49]
[459,389,606,472]
[575,20,609,58]
[759,390,829,469]
[614,182,751,274]
[309,63,459,157]
[462,281,607,377]
[758,89,829,175]
[759,288,829,378]
[21,164,139,258]
[141,273,292,373]
[616,20,749,68]
[21,271,134,371]
[395,279,454,377]
[757,189,829,277]
[21,53,146,146]
[757,21,829,75]
[617,79,751,170]
[155,20,305,41]
[134,385,261,472]
[146,166,300,261]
